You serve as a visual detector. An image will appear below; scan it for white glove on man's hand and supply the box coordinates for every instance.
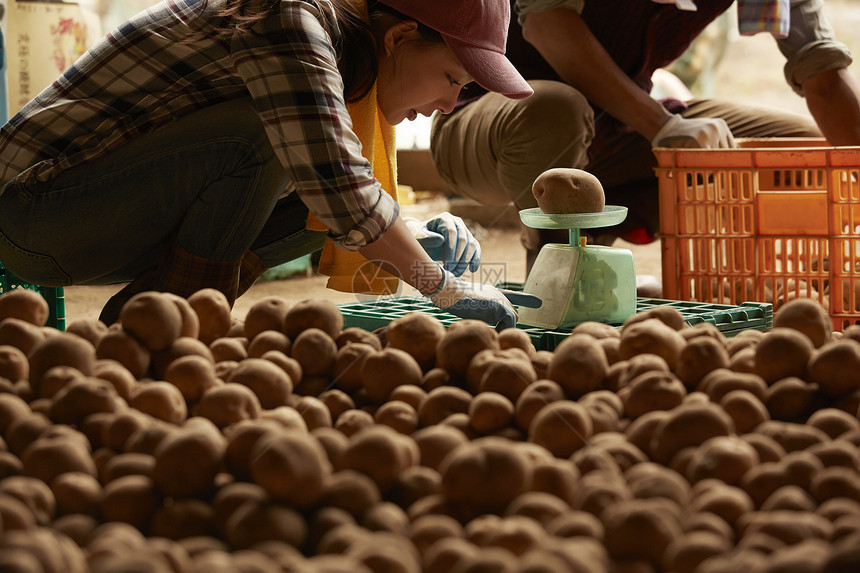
[651,114,736,149]
[404,212,481,277]
[428,268,542,331]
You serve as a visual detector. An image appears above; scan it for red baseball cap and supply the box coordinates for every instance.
[381,0,533,99]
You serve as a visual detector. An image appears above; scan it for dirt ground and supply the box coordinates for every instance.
[60,1,860,324]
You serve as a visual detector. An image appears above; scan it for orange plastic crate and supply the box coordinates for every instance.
[655,138,860,332]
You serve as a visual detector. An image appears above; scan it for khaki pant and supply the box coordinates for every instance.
[430,80,821,268]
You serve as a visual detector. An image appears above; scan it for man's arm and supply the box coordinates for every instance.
[521,7,672,141]
[802,67,860,146]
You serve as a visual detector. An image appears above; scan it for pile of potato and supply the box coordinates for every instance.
[1,287,859,573]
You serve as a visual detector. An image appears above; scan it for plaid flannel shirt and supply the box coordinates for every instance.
[0,0,398,251]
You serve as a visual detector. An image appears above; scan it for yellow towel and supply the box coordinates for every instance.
[305,2,401,294]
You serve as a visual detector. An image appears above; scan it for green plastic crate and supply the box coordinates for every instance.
[338,293,772,351]
[0,263,66,331]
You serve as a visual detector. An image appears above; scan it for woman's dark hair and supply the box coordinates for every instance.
[208,0,443,102]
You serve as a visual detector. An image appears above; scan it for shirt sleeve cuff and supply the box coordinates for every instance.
[330,190,400,251]
[784,40,854,96]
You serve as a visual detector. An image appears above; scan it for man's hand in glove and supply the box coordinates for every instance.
[404,213,481,277]
[651,114,736,149]
[427,268,542,331]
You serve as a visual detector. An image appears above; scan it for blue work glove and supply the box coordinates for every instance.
[404,213,481,277]
[428,268,542,331]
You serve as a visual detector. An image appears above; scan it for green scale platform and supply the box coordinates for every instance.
[338,292,773,352]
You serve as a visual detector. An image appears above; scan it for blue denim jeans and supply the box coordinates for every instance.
[0,98,324,286]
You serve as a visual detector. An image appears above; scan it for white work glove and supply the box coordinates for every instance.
[427,267,542,331]
[651,114,736,149]
[404,213,481,277]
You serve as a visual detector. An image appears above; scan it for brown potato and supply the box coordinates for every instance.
[807,339,860,396]
[649,402,734,465]
[807,408,860,439]
[530,350,554,380]
[676,336,729,388]
[223,419,283,480]
[224,497,308,550]
[29,332,96,399]
[291,327,337,378]
[719,389,770,434]
[340,425,417,493]
[293,395,333,430]
[514,379,566,431]
[529,400,593,458]
[360,347,423,403]
[100,452,156,484]
[209,336,248,363]
[688,481,753,529]
[331,342,376,394]
[333,408,375,438]
[152,420,226,498]
[100,409,154,452]
[335,327,383,350]
[247,329,291,359]
[195,382,262,428]
[321,469,382,517]
[150,336,214,379]
[663,530,732,573]
[129,381,188,425]
[498,327,537,355]
[318,388,355,422]
[250,430,332,507]
[477,352,537,403]
[619,318,686,371]
[93,359,138,400]
[602,498,683,565]
[0,287,50,326]
[546,334,608,398]
[259,349,303,385]
[436,319,499,380]
[624,305,687,332]
[48,377,120,426]
[0,392,32,436]
[50,471,101,517]
[469,391,515,435]
[0,475,55,526]
[440,436,532,515]
[98,474,160,531]
[244,295,291,340]
[120,291,183,352]
[226,357,293,409]
[773,297,832,348]
[532,168,605,214]
[164,354,219,403]
[418,385,473,427]
[754,327,814,383]
[619,370,686,419]
[386,312,446,371]
[374,399,420,434]
[685,435,759,486]
[0,317,46,355]
[765,376,817,421]
[388,384,427,411]
[187,288,233,345]
[0,344,28,384]
[283,298,344,340]
[96,329,151,379]
[412,424,469,471]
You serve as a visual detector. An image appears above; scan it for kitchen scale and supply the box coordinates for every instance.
[516,206,637,329]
